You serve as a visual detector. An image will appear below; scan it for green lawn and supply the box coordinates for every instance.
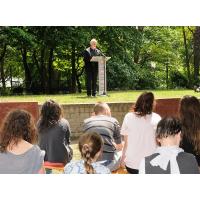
[0,90,200,104]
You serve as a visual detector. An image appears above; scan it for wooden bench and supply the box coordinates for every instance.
[112,167,128,174]
[44,162,65,174]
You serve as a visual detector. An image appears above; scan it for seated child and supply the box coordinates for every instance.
[37,100,73,174]
[64,132,110,174]
[83,102,122,172]
[0,109,45,174]
[139,117,199,174]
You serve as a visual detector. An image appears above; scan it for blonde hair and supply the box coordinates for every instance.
[94,102,110,115]
[90,38,97,45]
[79,132,103,174]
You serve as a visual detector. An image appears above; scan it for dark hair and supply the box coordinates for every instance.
[179,96,200,153]
[93,102,109,115]
[0,109,37,153]
[38,100,62,132]
[78,132,103,174]
[134,92,155,117]
[156,117,182,139]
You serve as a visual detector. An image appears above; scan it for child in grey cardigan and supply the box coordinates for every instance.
[139,117,199,174]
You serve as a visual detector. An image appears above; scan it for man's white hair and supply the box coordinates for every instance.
[90,38,97,45]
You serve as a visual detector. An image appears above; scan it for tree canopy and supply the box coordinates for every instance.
[0,26,199,95]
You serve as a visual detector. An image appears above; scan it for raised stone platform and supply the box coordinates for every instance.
[0,99,180,137]
[45,98,180,137]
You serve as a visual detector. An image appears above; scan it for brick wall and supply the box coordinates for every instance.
[39,98,180,137]
[0,98,181,138]
[0,102,39,128]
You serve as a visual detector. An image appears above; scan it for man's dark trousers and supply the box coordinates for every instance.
[85,65,98,96]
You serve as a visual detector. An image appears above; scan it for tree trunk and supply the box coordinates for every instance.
[0,44,7,90]
[40,27,48,94]
[32,50,41,76]
[76,72,82,93]
[133,26,144,64]
[40,46,47,93]
[166,62,169,89]
[21,47,32,92]
[182,27,191,87]
[10,65,13,90]
[48,47,54,94]
[0,59,6,90]
[71,43,76,93]
[193,26,200,82]
[76,56,84,93]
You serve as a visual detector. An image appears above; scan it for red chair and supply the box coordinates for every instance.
[44,162,65,173]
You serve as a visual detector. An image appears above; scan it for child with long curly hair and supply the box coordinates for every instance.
[37,100,73,173]
[0,109,44,174]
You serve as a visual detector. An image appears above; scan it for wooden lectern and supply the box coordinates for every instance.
[90,56,111,96]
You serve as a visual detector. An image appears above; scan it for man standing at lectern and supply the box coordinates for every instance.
[83,39,102,97]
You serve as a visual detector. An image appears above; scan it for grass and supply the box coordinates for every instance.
[0,89,200,104]
[71,140,81,160]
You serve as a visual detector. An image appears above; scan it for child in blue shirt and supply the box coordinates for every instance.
[64,132,110,174]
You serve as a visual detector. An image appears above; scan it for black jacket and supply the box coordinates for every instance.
[83,47,102,69]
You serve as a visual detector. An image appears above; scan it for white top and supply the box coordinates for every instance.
[64,160,111,174]
[121,112,161,169]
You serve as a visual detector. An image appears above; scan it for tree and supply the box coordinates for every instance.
[0,26,198,94]
[0,43,7,90]
[193,26,200,83]
[182,27,192,87]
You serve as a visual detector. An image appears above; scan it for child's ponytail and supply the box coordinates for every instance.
[79,132,103,174]
[82,144,95,174]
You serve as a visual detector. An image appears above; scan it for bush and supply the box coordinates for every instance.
[11,86,24,95]
[107,60,137,90]
[0,87,11,96]
[107,60,160,90]
[170,70,188,88]
[134,66,159,89]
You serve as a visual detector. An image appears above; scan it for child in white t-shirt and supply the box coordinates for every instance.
[121,92,161,174]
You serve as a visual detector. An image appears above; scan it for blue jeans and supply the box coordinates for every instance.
[45,168,53,174]
[101,151,122,172]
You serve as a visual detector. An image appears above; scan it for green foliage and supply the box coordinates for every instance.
[170,70,189,88]
[134,65,159,89]
[107,60,136,90]
[0,26,198,94]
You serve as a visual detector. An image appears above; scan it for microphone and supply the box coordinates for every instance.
[98,48,106,57]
